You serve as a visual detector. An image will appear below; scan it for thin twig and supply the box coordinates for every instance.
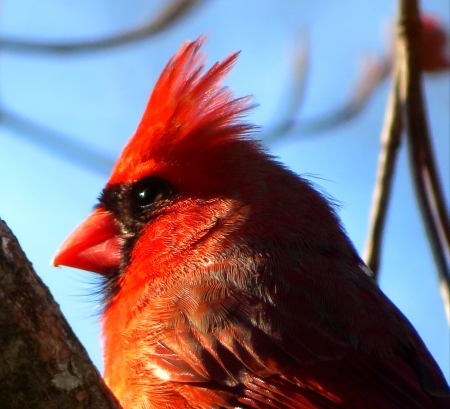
[0,0,205,54]
[397,0,450,322]
[363,71,403,280]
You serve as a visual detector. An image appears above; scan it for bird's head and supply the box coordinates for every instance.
[53,37,346,312]
[52,38,273,306]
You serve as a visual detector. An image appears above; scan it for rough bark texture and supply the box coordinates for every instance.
[0,218,121,409]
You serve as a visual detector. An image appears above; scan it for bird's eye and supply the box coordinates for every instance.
[133,177,172,208]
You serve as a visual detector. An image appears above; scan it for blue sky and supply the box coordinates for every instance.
[1,0,449,380]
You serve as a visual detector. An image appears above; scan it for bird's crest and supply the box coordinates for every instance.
[109,37,255,185]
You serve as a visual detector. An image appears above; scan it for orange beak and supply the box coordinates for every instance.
[52,209,123,275]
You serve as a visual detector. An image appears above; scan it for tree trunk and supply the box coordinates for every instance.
[0,218,121,409]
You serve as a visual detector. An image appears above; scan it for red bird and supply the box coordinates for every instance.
[53,38,450,409]
[420,13,450,73]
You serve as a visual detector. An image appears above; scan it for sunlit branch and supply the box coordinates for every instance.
[363,72,403,280]
[397,0,450,322]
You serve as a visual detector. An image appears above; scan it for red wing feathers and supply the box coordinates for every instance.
[119,259,449,408]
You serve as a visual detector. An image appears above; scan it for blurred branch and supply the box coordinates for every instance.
[293,56,391,136]
[0,0,205,54]
[264,50,391,142]
[397,0,450,322]
[265,13,448,144]
[0,108,114,175]
[363,71,403,279]
[263,32,309,143]
[266,1,449,323]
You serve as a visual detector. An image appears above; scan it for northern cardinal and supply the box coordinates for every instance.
[420,13,450,73]
[53,38,450,409]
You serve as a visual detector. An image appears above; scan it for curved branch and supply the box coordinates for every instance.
[0,0,205,54]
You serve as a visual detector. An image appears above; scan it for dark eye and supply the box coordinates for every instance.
[133,177,172,208]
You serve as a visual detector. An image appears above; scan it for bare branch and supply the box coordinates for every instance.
[363,71,403,280]
[0,0,205,54]
[397,0,450,322]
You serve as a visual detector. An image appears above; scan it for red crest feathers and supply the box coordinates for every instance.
[109,37,256,186]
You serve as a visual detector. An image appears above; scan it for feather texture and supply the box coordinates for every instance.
[54,37,450,408]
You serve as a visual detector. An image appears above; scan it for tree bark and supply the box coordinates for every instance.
[0,218,121,409]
